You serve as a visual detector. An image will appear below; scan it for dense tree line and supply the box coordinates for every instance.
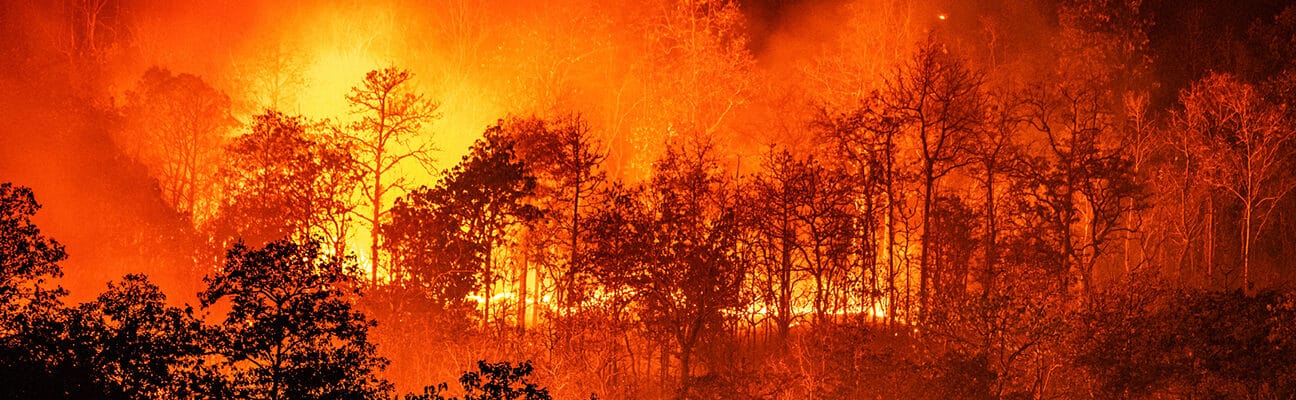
[7,0,1296,399]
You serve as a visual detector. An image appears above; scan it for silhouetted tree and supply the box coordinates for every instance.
[200,239,392,399]
[214,110,361,254]
[344,67,440,283]
[1020,80,1145,300]
[817,97,905,324]
[741,148,809,340]
[507,114,607,315]
[884,38,984,320]
[969,93,1025,298]
[588,140,744,396]
[66,274,205,399]
[385,122,540,327]
[0,183,75,398]
[0,183,66,328]
[744,148,858,329]
[118,67,236,221]
[406,360,554,400]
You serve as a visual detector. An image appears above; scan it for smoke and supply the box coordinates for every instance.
[0,0,1102,393]
[1,0,1039,315]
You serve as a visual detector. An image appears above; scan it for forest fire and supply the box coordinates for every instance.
[4,0,1296,399]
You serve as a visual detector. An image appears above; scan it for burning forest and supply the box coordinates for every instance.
[3,0,1296,398]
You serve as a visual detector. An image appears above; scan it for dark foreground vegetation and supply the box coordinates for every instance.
[0,183,558,400]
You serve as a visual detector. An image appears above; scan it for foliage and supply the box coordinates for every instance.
[66,274,205,399]
[385,121,540,319]
[117,67,236,221]
[343,67,440,282]
[406,360,553,400]
[213,110,361,252]
[0,183,66,316]
[200,239,392,399]
[1076,287,1296,398]
[0,183,74,398]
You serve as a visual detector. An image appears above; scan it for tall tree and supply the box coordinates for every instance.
[507,114,608,312]
[214,110,361,254]
[588,140,744,396]
[970,93,1024,297]
[1020,80,1144,300]
[385,122,540,326]
[1176,73,1296,294]
[884,38,983,319]
[817,97,905,324]
[742,148,809,339]
[0,183,66,328]
[118,67,236,222]
[201,239,392,399]
[0,183,72,398]
[344,68,440,283]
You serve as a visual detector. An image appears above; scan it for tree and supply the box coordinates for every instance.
[118,67,236,222]
[200,239,391,399]
[0,183,66,322]
[406,360,554,400]
[588,140,744,396]
[1019,76,1147,301]
[741,148,809,340]
[66,274,205,399]
[344,67,440,283]
[214,110,361,254]
[506,115,608,313]
[884,38,983,319]
[1176,73,1296,294]
[817,96,906,324]
[0,183,74,398]
[385,122,540,326]
[744,148,858,330]
[969,93,1025,298]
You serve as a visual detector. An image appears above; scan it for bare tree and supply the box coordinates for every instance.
[817,96,905,325]
[884,38,983,320]
[1176,73,1296,294]
[343,68,440,283]
[1020,79,1144,300]
[214,111,361,255]
[118,67,235,223]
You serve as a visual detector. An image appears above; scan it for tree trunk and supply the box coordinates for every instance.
[518,229,529,335]
[371,156,383,284]
[678,343,692,399]
[919,171,935,322]
[983,168,997,298]
[1243,202,1252,296]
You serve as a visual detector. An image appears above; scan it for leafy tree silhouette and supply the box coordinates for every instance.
[405,360,557,400]
[213,110,361,254]
[0,183,79,398]
[0,183,66,321]
[384,123,540,324]
[66,274,205,399]
[200,239,392,399]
